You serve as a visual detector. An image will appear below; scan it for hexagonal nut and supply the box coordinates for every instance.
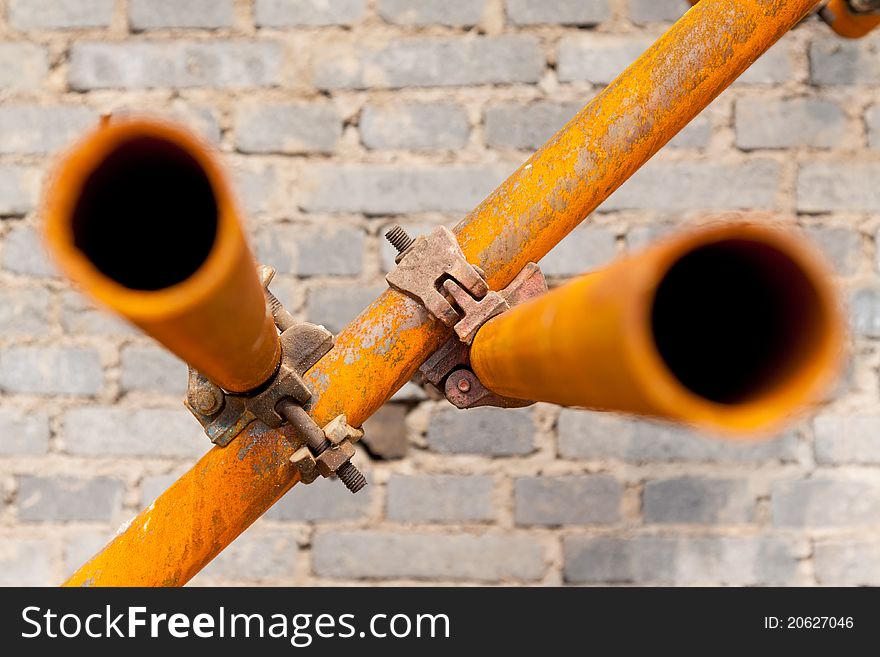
[316,440,356,478]
[290,446,319,484]
[323,414,365,445]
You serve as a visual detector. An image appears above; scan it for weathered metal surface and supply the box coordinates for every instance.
[419,261,547,409]
[60,0,820,586]
[386,226,490,327]
[470,222,843,435]
[65,421,301,587]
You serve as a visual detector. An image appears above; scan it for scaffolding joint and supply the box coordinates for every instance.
[417,262,548,409]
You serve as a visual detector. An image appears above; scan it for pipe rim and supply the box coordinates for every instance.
[43,116,246,321]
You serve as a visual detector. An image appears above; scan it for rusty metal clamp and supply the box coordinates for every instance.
[385,226,548,408]
[185,266,367,493]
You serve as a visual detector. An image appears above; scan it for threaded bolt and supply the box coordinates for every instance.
[385,225,414,254]
[309,437,367,494]
[275,399,367,494]
[336,461,368,493]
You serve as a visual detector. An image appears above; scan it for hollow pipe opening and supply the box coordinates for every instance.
[650,237,832,406]
[71,136,218,291]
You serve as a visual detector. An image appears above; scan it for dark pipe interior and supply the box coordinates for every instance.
[72,136,218,291]
[651,239,826,405]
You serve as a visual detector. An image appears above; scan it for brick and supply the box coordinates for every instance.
[361,403,408,459]
[379,0,484,26]
[736,41,794,84]
[0,407,50,455]
[61,291,136,336]
[111,103,221,144]
[9,0,114,29]
[797,163,880,212]
[772,477,880,527]
[0,167,40,216]
[539,224,617,277]
[514,475,621,526]
[558,410,799,463]
[484,101,581,151]
[314,36,544,90]
[141,473,179,504]
[815,414,880,465]
[195,524,298,582]
[851,288,880,338]
[255,0,366,26]
[0,105,98,155]
[2,225,57,277]
[643,477,755,524]
[507,0,609,26]
[667,112,711,149]
[130,0,234,30]
[564,535,800,584]
[810,37,880,86]
[235,103,341,154]
[305,285,385,334]
[803,227,861,276]
[629,0,684,24]
[299,165,507,214]
[313,531,546,581]
[0,539,52,586]
[867,105,880,150]
[233,163,278,216]
[63,530,112,577]
[69,41,283,89]
[0,43,48,89]
[815,540,880,586]
[265,475,371,522]
[735,98,845,150]
[626,223,677,251]
[558,36,652,85]
[61,407,205,458]
[0,346,102,396]
[427,406,535,455]
[387,475,494,523]
[361,103,469,151]
[18,476,124,522]
[257,225,364,277]
[602,159,780,211]
[120,345,188,395]
[0,287,50,336]
[296,228,366,276]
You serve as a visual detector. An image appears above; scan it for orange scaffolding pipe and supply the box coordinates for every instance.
[57,0,821,586]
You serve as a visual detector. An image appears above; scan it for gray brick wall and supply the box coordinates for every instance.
[0,0,876,587]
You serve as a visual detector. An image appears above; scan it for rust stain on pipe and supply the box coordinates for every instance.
[65,422,299,587]
[58,0,820,586]
[470,222,844,435]
[44,118,280,393]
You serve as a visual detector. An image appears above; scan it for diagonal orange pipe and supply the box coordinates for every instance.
[59,0,821,586]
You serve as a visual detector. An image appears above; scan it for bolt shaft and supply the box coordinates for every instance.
[275,398,367,493]
[385,225,414,254]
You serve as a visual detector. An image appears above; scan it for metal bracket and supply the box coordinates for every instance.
[184,265,368,493]
[386,226,508,344]
[289,414,364,484]
[417,262,548,409]
[185,266,333,447]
